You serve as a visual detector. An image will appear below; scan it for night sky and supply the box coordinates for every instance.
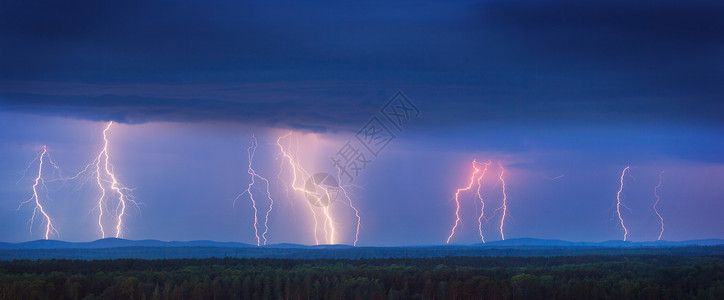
[1,0,722,245]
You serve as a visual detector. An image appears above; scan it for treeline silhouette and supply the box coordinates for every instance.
[1,255,723,299]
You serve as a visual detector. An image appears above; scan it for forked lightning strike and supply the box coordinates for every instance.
[96,122,137,238]
[62,121,136,238]
[476,161,491,243]
[616,166,630,241]
[447,160,509,243]
[234,135,275,246]
[447,160,482,244]
[497,164,508,240]
[653,171,665,240]
[276,132,334,245]
[17,146,59,239]
[274,132,363,245]
[331,166,362,246]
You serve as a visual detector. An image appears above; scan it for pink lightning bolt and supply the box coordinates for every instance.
[616,166,630,241]
[446,160,482,244]
[17,146,59,239]
[654,171,665,240]
[476,161,492,243]
[234,134,275,246]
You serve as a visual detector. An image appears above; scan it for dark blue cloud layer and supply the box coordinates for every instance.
[1,0,722,129]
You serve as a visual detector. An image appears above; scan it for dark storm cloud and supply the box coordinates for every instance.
[0,0,722,129]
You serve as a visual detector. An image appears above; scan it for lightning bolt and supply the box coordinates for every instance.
[497,164,508,241]
[476,161,492,243]
[62,121,136,239]
[446,160,482,244]
[17,146,59,239]
[654,171,665,240]
[99,121,137,238]
[321,206,335,245]
[545,175,565,181]
[616,166,630,241]
[94,144,107,239]
[335,178,361,246]
[276,132,335,245]
[234,134,275,246]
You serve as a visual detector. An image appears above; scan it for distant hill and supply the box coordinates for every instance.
[1,238,723,260]
[2,238,723,251]
[263,243,354,249]
[473,238,724,248]
[0,238,255,250]
[2,245,724,261]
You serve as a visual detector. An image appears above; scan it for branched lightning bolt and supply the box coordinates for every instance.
[321,205,335,244]
[330,165,362,246]
[261,185,274,245]
[63,121,137,239]
[476,161,491,243]
[616,166,630,241]
[446,160,482,244]
[234,134,275,246]
[336,179,361,246]
[235,136,260,246]
[497,164,508,241]
[17,146,58,239]
[102,122,137,238]
[654,171,665,240]
[276,132,335,245]
[94,146,107,238]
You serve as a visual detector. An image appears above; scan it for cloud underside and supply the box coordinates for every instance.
[0,0,721,129]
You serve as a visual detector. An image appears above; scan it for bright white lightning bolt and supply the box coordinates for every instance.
[106,125,135,238]
[234,134,275,246]
[322,205,335,244]
[616,166,630,241]
[334,175,361,246]
[94,146,107,239]
[98,122,137,238]
[476,161,491,243]
[17,146,59,239]
[497,164,508,241]
[446,160,482,244]
[92,122,135,238]
[276,132,335,245]
[654,171,665,240]
[62,121,136,239]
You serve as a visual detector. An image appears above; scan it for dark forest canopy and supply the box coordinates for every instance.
[1,255,724,299]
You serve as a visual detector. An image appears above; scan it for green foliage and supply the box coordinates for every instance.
[0,255,723,299]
